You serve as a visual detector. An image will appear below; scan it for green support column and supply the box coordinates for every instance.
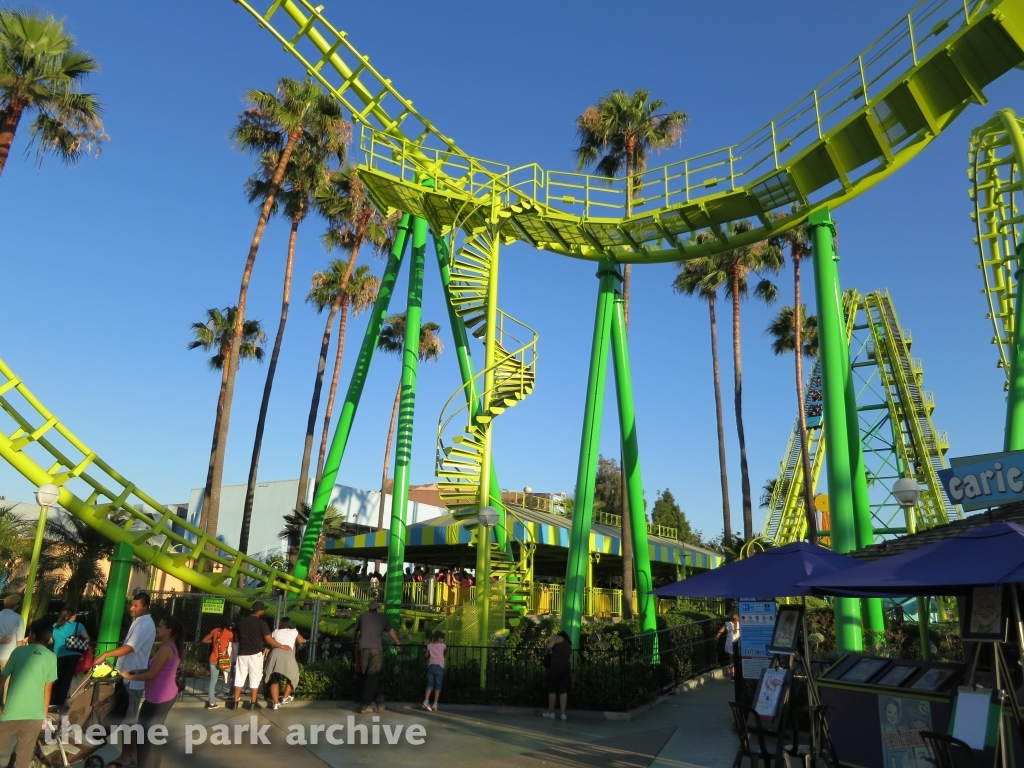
[835,255,886,637]
[1000,109,1024,449]
[293,214,412,580]
[384,214,427,620]
[476,226,501,660]
[808,208,862,652]
[563,259,618,648]
[96,541,133,654]
[609,289,656,635]
[432,234,506,549]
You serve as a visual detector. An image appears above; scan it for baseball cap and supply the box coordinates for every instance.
[251,600,267,612]
[368,600,381,610]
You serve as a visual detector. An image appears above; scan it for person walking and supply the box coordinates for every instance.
[716,612,740,679]
[95,592,155,732]
[200,619,233,710]
[51,609,90,707]
[120,617,183,768]
[421,631,445,712]
[230,602,291,711]
[353,600,400,714]
[542,631,573,721]
[264,617,304,710]
[0,595,25,670]
[0,619,57,768]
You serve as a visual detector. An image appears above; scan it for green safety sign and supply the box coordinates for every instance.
[201,597,225,614]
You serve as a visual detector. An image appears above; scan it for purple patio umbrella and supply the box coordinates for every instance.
[799,521,1024,596]
[653,541,862,598]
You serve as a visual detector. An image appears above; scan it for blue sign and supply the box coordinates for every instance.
[937,450,1024,512]
[738,599,777,680]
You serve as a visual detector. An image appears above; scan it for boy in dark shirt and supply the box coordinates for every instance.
[229,602,291,711]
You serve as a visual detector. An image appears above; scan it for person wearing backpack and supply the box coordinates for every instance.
[51,609,90,707]
[200,619,233,710]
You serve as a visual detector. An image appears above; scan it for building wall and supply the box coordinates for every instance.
[186,479,448,557]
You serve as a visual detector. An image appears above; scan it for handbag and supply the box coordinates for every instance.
[64,622,89,653]
[542,652,551,669]
[214,629,232,671]
[74,646,94,674]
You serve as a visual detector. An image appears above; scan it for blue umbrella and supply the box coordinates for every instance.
[653,542,861,598]
[800,521,1024,596]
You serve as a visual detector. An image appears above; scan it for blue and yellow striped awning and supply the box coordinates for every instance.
[325,508,723,569]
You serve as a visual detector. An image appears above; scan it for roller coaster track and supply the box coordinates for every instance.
[761,290,957,546]
[236,0,1024,263]
[0,358,358,602]
[970,109,1024,383]
[0,1,1016,606]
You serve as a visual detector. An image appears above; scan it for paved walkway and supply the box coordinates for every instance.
[23,678,737,768]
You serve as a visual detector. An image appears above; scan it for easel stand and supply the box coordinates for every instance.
[962,587,1024,768]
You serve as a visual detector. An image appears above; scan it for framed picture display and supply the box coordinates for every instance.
[962,586,1008,642]
[768,605,804,655]
[839,657,889,684]
[753,668,789,724]
[910,667,956,692]
[874,663,918,688]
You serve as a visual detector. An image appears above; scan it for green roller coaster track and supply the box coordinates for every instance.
[761,289,958,547]
[0,0,1021,654]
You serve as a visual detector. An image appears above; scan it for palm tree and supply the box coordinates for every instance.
[765,306,818,357]
[188,308,266,535]
[764,305,819,543]
[774,212,819,544]
[0,500,29,590]
[188,307,266,370]
[376,313,443,534]
[294,258,355,519]
[0,9,106,179]
[40,508,141,611]
[311,167,395,484]
[717,220,784,541]
[279,503,344,571]
[198,78,348,547]
[238,139,334,555]
[673,236,733,551]
[573,88,686,609]
[315,265,380,485]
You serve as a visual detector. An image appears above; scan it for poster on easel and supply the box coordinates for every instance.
[738,599,776,680]
[878,695,933,768]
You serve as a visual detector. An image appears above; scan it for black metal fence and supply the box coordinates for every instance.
[290,618,720,711]
[76,591,719,712]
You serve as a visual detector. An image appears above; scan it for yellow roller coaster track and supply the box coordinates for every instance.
[236,0,1024,262]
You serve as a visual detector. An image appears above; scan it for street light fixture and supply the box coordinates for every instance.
[891,477,930,660]
[892,478,921,509]
[24,483,61,623]
[478,506,499,529]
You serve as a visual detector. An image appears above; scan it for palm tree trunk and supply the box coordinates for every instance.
[315,294,351,485]
[295,294,343,516]
[708,296,733,550]
[199,342,234,540]
[296,252,362,513]
[239,212,300,555]
[0,102,25,180]
[377,380,401,532]
[201,129,301,545]
[731,268,753,542]
[793,252,819,545]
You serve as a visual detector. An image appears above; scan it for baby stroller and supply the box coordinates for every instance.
[32,665,122,768]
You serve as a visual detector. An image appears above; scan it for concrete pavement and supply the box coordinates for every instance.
[19,678,738,768]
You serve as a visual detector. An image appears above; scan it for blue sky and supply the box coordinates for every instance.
[0,1,1018,543]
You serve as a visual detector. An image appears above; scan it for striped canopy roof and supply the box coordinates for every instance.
[324,505,723,570]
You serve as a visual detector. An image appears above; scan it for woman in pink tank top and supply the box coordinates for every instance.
[119,616,183,768]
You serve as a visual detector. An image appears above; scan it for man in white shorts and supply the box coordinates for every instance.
[229,602,291,711]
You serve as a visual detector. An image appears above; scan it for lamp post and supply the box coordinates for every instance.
[892,478,930,660]
[477,506,498,689]
[23,484,60,624]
